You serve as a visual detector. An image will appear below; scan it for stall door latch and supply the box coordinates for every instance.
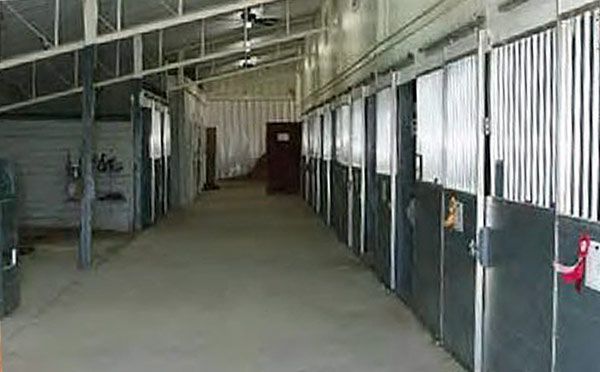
[476,227,494,268]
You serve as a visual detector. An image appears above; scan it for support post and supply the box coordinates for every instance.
[79,0,97,269]
[78,45,95,269]
[131,80,143,230]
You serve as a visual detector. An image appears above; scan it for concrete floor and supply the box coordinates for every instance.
[4,181,462,372]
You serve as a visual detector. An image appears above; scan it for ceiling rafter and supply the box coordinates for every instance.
[0,26,318,114]
[3,2,53,49]
[0,0,281,71]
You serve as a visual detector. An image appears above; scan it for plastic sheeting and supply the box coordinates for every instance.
[376,87,394,175]
[323,108,333,161]
[490,29,556,209]
[351,96,365,168]
[335,104,352,165]
[417,70,445,183]
[207,99,296,179]
[445,56,478,194]
[557,11,600,221]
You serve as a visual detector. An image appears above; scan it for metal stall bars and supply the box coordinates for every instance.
[414,67,445,338]
[554,9,600,372]
[332,96,352,244]
[441,55,478,370]
[349,87,367,256]
[322,105,334,225]
[373,74,395,287]
[485,27,557,372]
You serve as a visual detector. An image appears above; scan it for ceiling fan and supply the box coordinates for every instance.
[240,5,281,28]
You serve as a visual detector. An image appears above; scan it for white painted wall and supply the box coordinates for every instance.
[0,120,134,232]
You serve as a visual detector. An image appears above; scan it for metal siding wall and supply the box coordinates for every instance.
[558,11,600,222]
[207,99,296,179]
[490,29,556,209]
[417,69,445,183]
[445,56,478,194]
[0,120,134,232]
[376,87,393,175]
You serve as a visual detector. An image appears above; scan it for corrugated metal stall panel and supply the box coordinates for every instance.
[412,182,443,337]
[445,56,478,194]
[483,199,554,372]
[490,29,556,208]
[0,120,134,232]
[442,191,476,370]
[207,99,297,179]
[417,69,445,184]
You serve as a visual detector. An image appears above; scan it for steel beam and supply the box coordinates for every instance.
[0,28,319,113]
[169,54,303,90]
[0,0,280,71]
[4,3,53,48]
[54,0,61,46]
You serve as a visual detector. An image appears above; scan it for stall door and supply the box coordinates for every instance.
[395,82,416,302]
[440,56,478,369]
[350,96,366,255]
[374,86,394,286]
[364,94,378,267]
[480,29,556,372]
[332,104,351,243]
[413,69,445,336]
[321,111,332,224]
